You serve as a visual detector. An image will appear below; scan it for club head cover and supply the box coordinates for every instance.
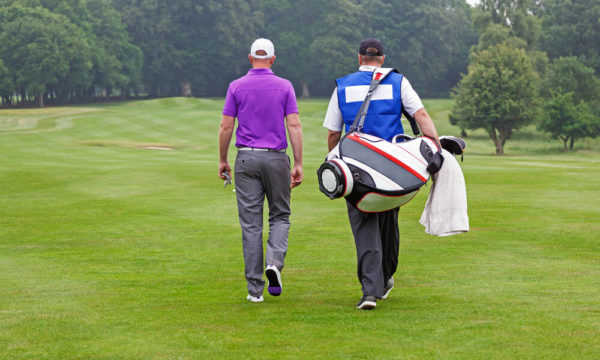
[426,151,444,174]
[440,136,466,156]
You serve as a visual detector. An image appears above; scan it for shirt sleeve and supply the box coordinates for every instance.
[284,81,299,116]
[322,88,344,131]
[222,84,237,117]
[401,77,424,116]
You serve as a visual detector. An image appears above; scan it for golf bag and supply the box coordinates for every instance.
[318,132,443,212]
[317,67,459,213]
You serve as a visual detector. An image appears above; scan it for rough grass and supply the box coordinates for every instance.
[1,98,599,359]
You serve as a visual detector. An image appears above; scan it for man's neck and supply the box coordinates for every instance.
[359,65,379,70]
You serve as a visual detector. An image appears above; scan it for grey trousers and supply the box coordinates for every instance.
[346,200,399,298]
[235,150,291,297]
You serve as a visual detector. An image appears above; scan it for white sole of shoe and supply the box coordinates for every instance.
[265,265,282,296]
[357,300,376,309]
[246,295,264,303]
[381,284,394,300]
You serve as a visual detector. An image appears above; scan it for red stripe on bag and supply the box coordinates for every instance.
[348,134,427,182]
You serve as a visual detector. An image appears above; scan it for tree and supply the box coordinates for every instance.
[473,21,549,76]
[450,43,540,154]
[0,59,12,104]
[84,0,143,98]
[473,0,541,49]
[0,5,91,107]
[35,0,143,101]
[115,0,262,97]
[537,57,600,150]
[540,57,600,106]
[114,0,177,97]
[362,0,476,97]
[258,0,361,98]
[539,92,599,150]
[0,0,141,104]
[537,0,600,75]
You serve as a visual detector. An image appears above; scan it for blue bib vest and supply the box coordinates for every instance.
[336,70,404,141]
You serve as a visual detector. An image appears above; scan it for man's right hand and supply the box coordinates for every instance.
[291,165,303,188]
[219,162,231,180]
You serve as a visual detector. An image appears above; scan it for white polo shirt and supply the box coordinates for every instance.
[322,65,424,132]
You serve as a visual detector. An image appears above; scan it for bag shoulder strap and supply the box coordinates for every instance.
[348,68,398,133]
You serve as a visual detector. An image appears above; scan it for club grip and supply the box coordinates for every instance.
[402,108,420,136]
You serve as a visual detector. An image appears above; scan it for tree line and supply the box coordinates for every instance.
[0,0,476,106]
[0,0,599,152]
[0,1,142,107]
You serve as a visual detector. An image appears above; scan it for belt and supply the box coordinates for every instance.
[238,147,285,153]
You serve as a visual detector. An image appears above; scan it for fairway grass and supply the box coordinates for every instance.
[1,98,599,359]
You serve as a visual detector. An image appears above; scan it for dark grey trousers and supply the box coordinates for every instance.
[346,200,399,298]
[234,150,291,297]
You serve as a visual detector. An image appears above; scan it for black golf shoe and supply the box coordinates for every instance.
[356,295,377,310]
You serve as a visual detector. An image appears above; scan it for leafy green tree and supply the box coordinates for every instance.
[115,0,261,97]
[191,0,262,96]
[85,0,143,98]
[260,0,361,97]
[539,92,599,150]
[537,0,600,74]
[33,0,143,100]
[361,0,476,97]
[473,21,548,75]
[540,57,600,106]
[450,43,540,154]
[0,0,140,103]
[114,0,176,97]
[0,59,12,104]
[537,57,600,150]
[0,5,91,107]
[473,0,541,49]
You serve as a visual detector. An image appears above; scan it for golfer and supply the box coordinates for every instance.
[323,38,440,309]
[218,38,303,303]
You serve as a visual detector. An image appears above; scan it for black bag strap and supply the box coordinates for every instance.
[402,108,421,136]
[348,68,398,133]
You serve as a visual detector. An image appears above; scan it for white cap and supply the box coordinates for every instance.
[250,38,275,59]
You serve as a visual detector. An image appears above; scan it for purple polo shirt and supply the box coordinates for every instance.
[223,68,298,150]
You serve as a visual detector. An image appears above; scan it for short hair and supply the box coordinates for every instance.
[360,54,384,64]
[251,49,273,61]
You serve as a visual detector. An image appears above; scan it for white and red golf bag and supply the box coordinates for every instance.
[317,132,443,213]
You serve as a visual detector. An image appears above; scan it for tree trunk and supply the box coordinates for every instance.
[496,141,504,155]
[569,137,575,150]
[38,90,44,107]
[489,129,504,154]
[300,79,310,98]
[180,80,192,97]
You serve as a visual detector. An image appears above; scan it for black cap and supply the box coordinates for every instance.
[359,38,384,56]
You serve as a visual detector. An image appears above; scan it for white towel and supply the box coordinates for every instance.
[419,149,469,236]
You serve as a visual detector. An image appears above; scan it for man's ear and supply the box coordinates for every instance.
[380,55,385,66]
[248,55,254,64]
[358,54,363,65]
[269,56,276,65]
